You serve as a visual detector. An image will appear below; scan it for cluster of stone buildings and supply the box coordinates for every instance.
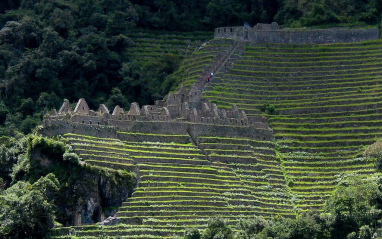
[214,23,379,44]
[43,85,257,134]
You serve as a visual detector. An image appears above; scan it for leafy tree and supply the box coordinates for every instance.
[20,115,40,134]
[106,87,127,109]
[184,228,201,239]
[347,231,357,239]
[18,98,35,117]
[325,176,382,239]
[0,177,5,193]
[0,173,59,239]
[0,101,9,125]
[202,217,233,239]
[236,216,269,238]
[359,225,373,239]
[376,0,382,37]
[50,8,75,38]
[36,92,60,112]
[364,140,382,171]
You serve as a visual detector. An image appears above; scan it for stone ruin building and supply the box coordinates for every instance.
[214,22,379,44]
[42,86,271,139]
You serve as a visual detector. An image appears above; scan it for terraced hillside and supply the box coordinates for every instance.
[48,39,382,238]
[51,131,293,238]
[172,38,238,89]
[125,29,212,64]
[204,40,381,211]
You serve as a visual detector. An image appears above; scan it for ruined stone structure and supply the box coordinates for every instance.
[42,87,271,140]
[214,23,379,44]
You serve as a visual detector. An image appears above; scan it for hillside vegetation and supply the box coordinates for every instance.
[1,0,382,136]
[0,0,212,137]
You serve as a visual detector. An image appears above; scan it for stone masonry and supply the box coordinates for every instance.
[214,23,379,44]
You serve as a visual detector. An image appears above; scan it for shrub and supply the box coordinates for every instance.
[364,141,382,171]
[359,225,372,239]
[184,228,201,239]
[237,217,269,237]
[325,176,382,238]
[202,217,233,239]
[63,152,80,164]
[347,232,357,239]
[260,103,276,115]
[0,173,59,239]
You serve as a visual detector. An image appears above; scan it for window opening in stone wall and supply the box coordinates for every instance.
[97,122,100,125]
[89,121,92,125]
[230,28,233,32]
[82,120,84,123]
[83,107,84,110]
[218,29,220,33]
[224,28,226,33]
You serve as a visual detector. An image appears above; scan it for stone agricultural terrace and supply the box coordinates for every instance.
[46,25,381,238]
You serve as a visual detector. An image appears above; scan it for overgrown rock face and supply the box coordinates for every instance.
[59,168,134,225]
[23,136,136,226]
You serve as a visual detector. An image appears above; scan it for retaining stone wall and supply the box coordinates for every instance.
[41,119,273,144]
[40,121,117,138]
[188,123,273,141]
[214,26,379,44]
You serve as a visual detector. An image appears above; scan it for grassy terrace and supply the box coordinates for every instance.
[171,39,236,89]
[114,132,296,235]
[124,29,212,64]
[57,130,297,238]
[198,136,294,216]
[202,40,381,212]
[52,39,382,238]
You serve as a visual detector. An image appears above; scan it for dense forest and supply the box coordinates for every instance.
[0,0,382,137]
